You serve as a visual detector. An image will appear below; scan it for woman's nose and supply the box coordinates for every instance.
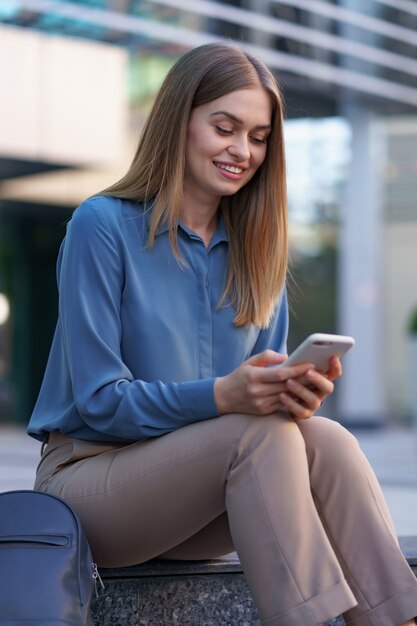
[228,135,250,161]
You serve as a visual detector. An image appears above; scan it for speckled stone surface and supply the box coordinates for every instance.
[91,553,346,625]
[91,539,417,625]
[91,573,345,625]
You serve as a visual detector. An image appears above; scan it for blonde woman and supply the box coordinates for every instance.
[29,44,417,626]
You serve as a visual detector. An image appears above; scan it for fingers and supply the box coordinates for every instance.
[248,394,289,416]
[304,369,334,396]
[280,370,335,420]
[279,391,317,420]
[246,349,288,368]
[326,356,342,382]
[251,361,316,385]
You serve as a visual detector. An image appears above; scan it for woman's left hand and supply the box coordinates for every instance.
[279,356,342,420]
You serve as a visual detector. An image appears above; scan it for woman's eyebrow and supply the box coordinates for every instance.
[209,110,271,130]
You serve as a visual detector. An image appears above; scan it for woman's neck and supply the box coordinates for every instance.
[181,196,220,248]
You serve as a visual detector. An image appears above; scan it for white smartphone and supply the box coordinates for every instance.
[281,333,355,372]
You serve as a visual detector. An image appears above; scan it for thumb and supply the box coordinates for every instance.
[246,349,288,367]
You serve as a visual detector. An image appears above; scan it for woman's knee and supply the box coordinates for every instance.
[297,415,360,468]
[217,411,307,460]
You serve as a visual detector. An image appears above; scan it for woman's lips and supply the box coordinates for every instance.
[213,161,245,181]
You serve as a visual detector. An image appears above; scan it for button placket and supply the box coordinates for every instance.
[190,239,213,379]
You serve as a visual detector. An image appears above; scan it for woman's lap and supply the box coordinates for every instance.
[38,413,293,566]
[35,414,364,571]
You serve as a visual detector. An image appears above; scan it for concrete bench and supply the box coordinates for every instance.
[91,537,417,626]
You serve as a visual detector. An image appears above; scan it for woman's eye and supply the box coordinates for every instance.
[251,136,267,144]
[216,126,233,135]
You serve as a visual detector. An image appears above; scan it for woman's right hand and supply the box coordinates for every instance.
[214,350,315,416]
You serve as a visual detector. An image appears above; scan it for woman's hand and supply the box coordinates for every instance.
[214,350,317,416]
[214,353,342,420]
[279,356,342,420]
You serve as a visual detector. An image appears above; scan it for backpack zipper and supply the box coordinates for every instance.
[92,563,105,598]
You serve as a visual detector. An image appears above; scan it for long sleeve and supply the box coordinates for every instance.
[56,200,218,441]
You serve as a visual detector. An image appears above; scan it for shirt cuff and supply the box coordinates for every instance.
[178,377,220,420]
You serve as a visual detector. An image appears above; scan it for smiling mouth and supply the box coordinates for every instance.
[213,161,244,174]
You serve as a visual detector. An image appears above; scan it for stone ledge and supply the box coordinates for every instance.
[98,552,243,579]
[91,537,417,625]
[399,536,417,570]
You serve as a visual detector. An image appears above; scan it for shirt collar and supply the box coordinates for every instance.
[207,211,229,247]
[144,204,229,245]
[142,201,169,237]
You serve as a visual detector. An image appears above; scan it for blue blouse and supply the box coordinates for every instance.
[28,196,288,443]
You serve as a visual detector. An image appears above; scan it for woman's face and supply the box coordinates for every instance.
[183,86,272,208]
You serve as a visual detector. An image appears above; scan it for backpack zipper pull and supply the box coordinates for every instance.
[92,563,105,598]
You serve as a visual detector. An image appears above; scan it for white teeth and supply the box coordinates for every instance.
[215,162,243,174]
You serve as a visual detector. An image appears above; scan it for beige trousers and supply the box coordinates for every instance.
[34,413,417,626]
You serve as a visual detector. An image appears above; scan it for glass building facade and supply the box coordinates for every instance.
[1,0,417,424]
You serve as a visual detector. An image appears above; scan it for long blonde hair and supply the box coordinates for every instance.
[100,43,288,328]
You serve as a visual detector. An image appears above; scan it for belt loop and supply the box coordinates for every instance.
[40,432,49,456]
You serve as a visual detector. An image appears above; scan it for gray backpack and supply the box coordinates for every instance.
[0,490,103,625]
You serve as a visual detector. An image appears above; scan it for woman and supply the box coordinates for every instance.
[28,43,417,626]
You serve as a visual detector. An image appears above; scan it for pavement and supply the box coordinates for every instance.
[1,423,417,536]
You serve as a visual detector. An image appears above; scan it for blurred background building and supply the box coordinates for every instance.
[0,0,416,428]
